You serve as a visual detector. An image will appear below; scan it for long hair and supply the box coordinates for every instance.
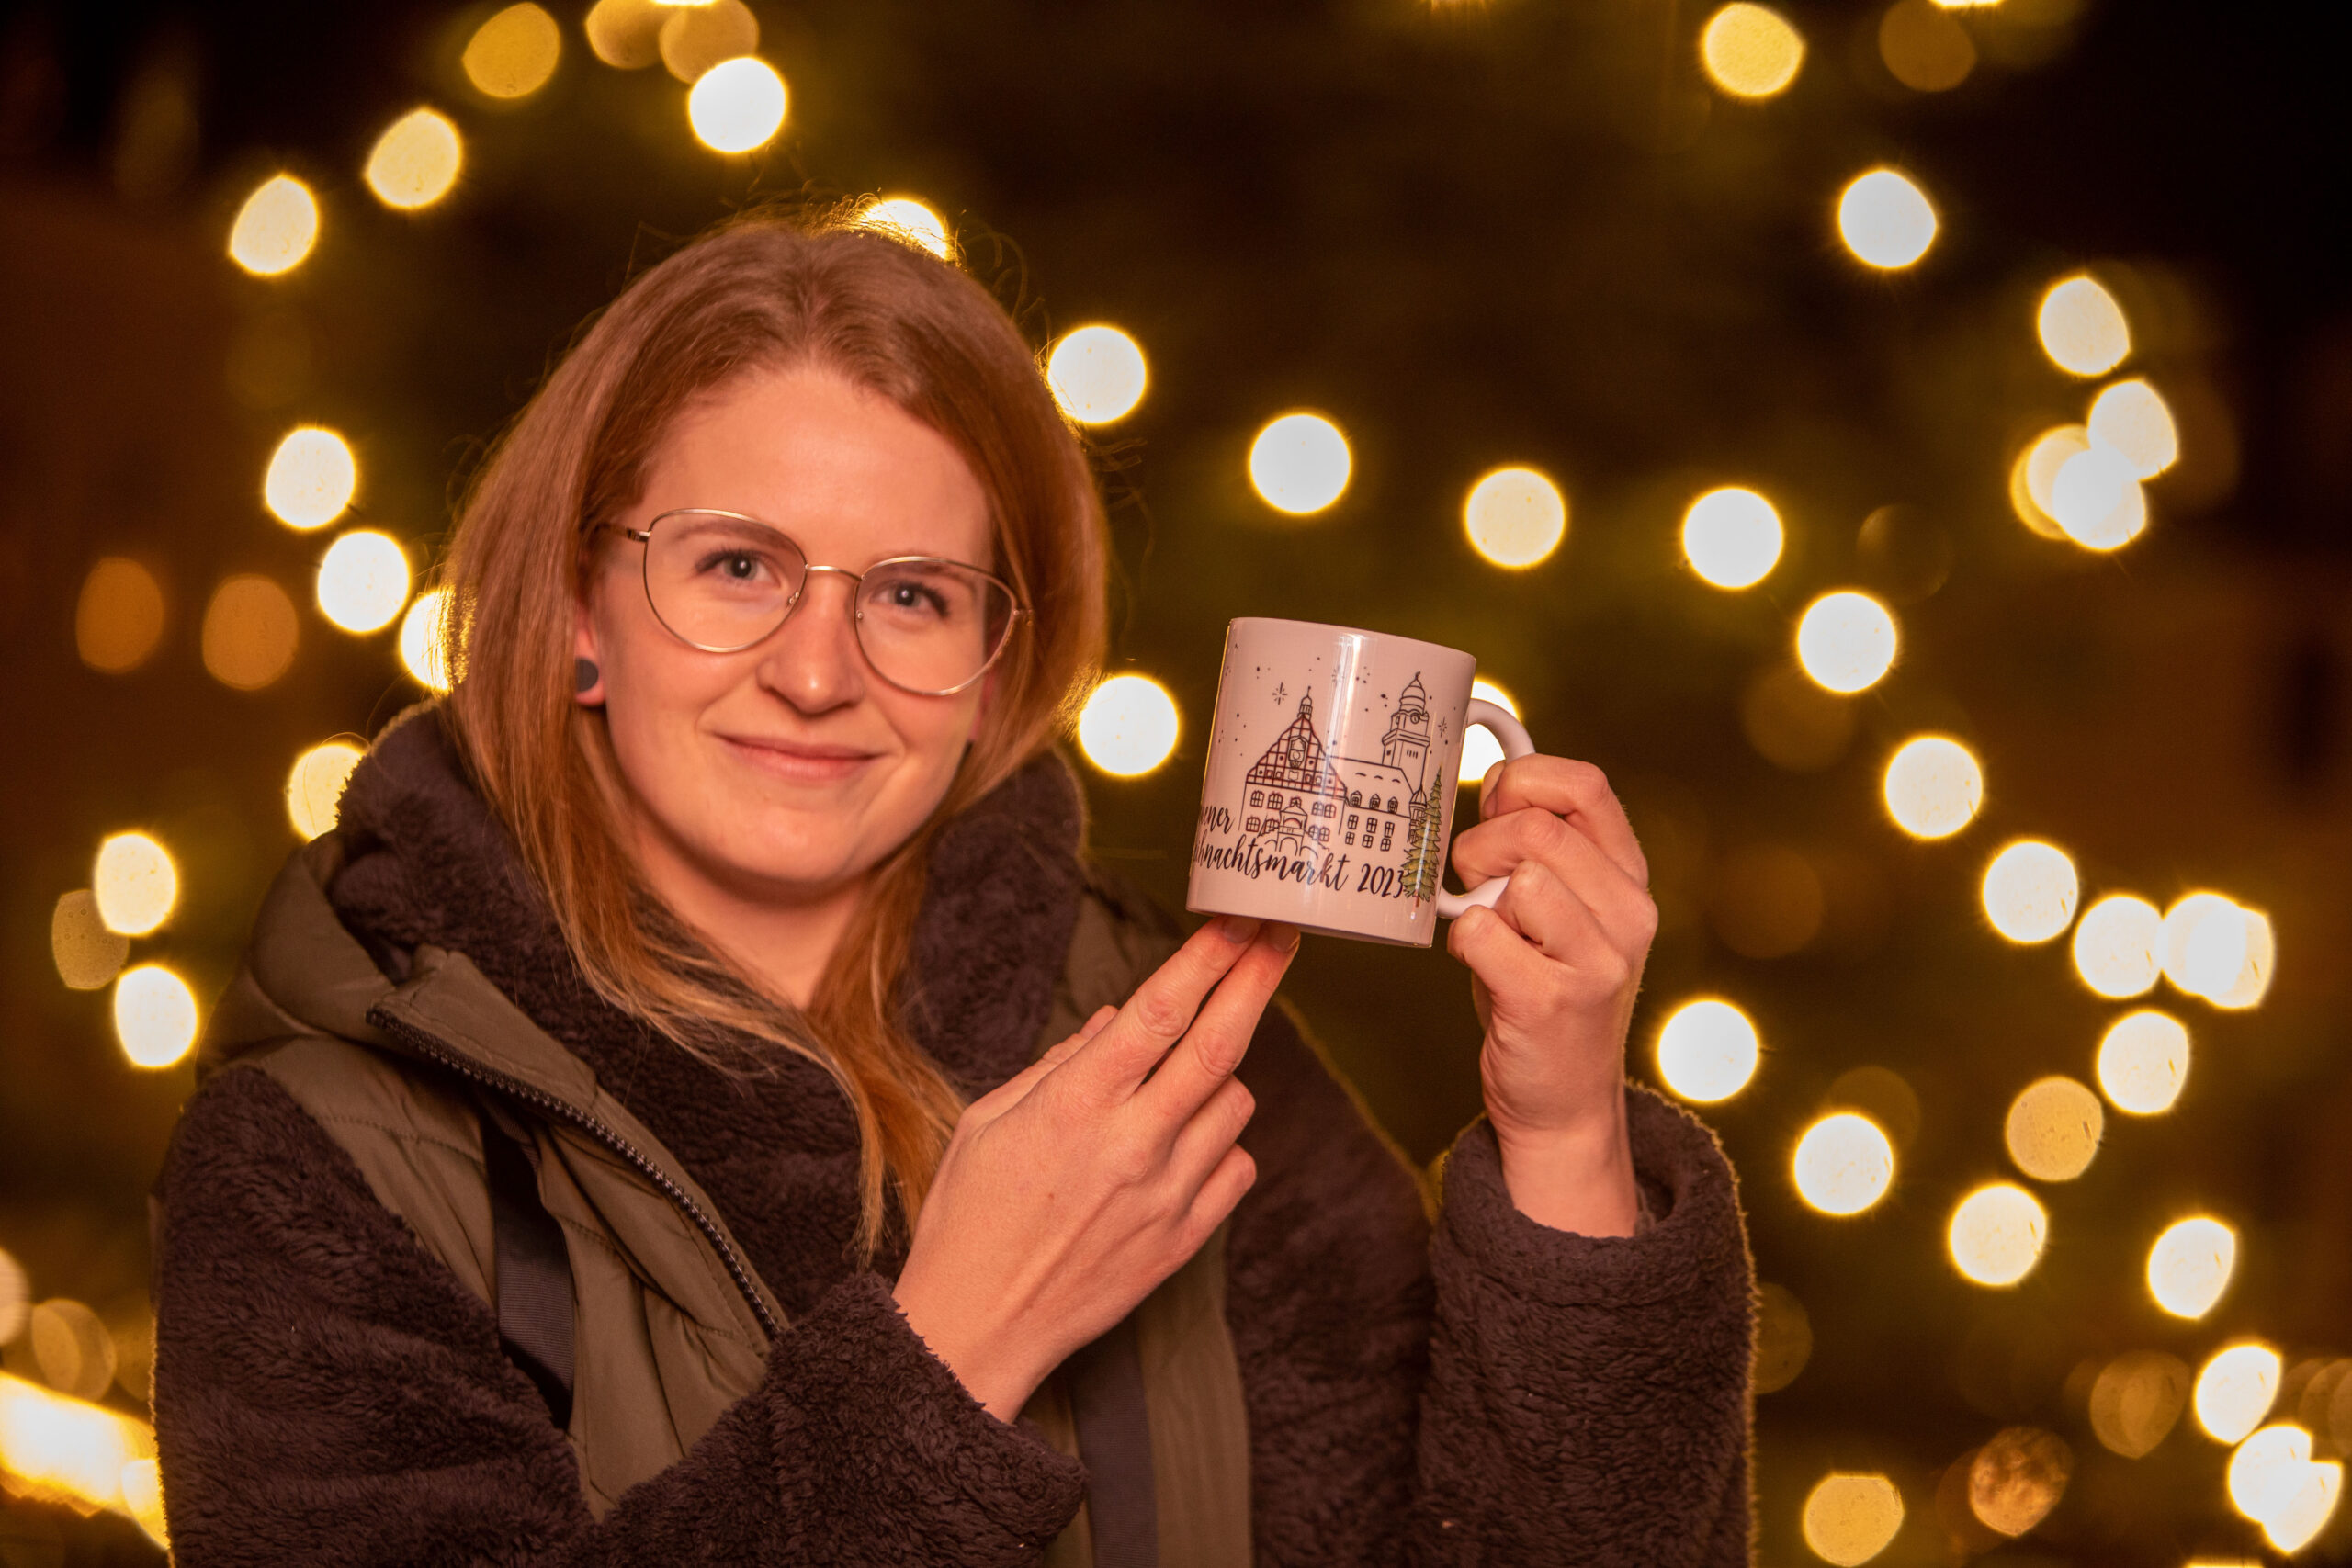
[439,209,1109,1259]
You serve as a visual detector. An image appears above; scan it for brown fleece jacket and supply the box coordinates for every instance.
[151,714,1755,1565]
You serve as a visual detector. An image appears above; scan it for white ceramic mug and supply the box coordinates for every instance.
[1185,617,1535,947]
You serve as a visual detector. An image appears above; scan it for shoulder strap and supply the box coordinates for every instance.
[1067,1314,1158,1568]
[475,1100,576,1430]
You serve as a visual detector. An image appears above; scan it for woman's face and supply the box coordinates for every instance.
[577,366,995,908]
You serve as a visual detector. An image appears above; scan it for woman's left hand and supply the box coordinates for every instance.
[1444,754,1657,1236]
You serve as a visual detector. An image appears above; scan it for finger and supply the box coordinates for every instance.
[1133,925,1297,1122]
[1178,1144,1258,1248]
[1040,1004,1119,1067]
[1444,900,1564,1010]
[1069,916,1267,1095]
[965,1005,1121,1127]
[1452,806,1652,940]
[1164,1075,1257,1194]
[1480,756,1647,888]
[1492,860,1617,966]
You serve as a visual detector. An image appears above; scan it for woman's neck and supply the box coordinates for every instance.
[627,818,867,1011]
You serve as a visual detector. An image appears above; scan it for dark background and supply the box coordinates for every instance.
[3,0,2349,1562]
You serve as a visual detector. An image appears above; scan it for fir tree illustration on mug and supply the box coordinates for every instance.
[1188,619,1533,947]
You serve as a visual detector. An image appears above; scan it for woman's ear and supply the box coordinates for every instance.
[572,599,606,707]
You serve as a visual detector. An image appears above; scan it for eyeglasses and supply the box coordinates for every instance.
[611,509,1024,696]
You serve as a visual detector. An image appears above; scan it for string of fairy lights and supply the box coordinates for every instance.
[6,0,2319,1562]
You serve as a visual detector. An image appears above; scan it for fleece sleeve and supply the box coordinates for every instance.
[150,1066,1084,1568]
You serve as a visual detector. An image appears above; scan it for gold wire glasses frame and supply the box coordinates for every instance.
[609,508,1025,697]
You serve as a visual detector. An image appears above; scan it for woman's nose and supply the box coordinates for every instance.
[757,570,866,713]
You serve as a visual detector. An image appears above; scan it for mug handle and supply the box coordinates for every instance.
[1434,698,1537,920]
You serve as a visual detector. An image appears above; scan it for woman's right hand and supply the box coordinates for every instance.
[890,915,1299,1422]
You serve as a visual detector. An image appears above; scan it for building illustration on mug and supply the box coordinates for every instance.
[1238,673,1445,901]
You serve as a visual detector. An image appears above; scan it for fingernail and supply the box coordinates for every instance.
[1269,922,1301,954]
[1217,915,1261,944]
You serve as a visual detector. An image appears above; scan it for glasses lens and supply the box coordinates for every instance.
[643,513,805,650]
[855,560,1016,693]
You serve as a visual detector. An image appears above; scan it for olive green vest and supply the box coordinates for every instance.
[200,838,1252,1563]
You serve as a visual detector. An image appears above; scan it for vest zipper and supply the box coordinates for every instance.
[366,1004,784,1346]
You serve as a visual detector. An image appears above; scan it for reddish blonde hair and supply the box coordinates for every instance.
[440,209,1109,1258]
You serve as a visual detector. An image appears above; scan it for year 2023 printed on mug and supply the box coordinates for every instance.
[1186,618,1533,947]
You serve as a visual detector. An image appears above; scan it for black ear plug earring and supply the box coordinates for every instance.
[574,657,600,694]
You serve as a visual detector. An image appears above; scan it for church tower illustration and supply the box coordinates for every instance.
[1378,672,1432,793]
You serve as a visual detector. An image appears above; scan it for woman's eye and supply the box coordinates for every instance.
[878,580,949,616]
[695,549,772,582]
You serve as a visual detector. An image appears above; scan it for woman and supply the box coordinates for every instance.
[151,210,1755,1566]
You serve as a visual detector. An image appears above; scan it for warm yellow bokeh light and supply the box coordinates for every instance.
[1077,674,1180,777]
[585,0,665,69]
[364,108,463,209]
[2072,893,2162,998]
[2038,274,2131,378]
[51,891,129,992]
[74,558,166,674]
[113,965,198,1070]
[1792,1111,1894,1216]
[462,4,561,98]
[2087,378,2178,479]
[0,1371,162,1529]
[1249,412,1351,515]
[227,174,319,276]
[2152,1216,2237,1321]
[2197,1342,2281,1443]
[2004,1076,2103,1181]
[660,0,758,82]
[93,833,176,937]
[1968,1427,2073,1538]
[264,427,357,530]
[2049,442,2147,550]
[1795,591,1897,694]
[2231,1425,2314,1525]
[2210,907,2275,1010]
[1882,734,1982,839]
[120,1454,168,1549]
[2008,423,2087,539]
[1463,467,1567,570]
[1655,998,1761,1103]
[201,574,300,691]
[316,531,411,635]
[1681,486,1783,589]
[2088,1351,2190,1459]
[1879,0,1975,93]
[287,740,366,841]
[1458,678,1521,784]
[1801,1472,1904,1566]
[399,586,456,693]
[2097,1010,2190,1115]
[2263,1457,2344,1553]
[856,196,955,262]
[686,56,787,153]
[1046,324,1147,424]
[1981,840,2078,942]
[1699,3,1805,98]
[1948,1182,2047,1287]
[2162,893,2274,1009]
[1837,168,1937,270]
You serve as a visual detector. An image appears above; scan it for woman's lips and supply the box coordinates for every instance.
[717,734,878,783]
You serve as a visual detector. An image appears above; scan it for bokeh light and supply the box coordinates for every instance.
[462,4,561,98]
[1046,324,1147,423]
[1741,664,1856,772]
[2004,1076,2102,1181]
[2230,1425,2313,1525]
[2262,1457,2344,1553]
[399,586,456,693]
[0,1249,24,1342]
[2197,1343,2281,1443]
[1463,467,1567,569]
[2049,441,2147,551]
[93,832,175,936]
[1795,591,1897,694]
[2086,378,2178,479]
[660,0,759,82]
[1948,1183,2047,1286]
[201,574,300,691]
[316,531,412,634]
[2038,274,2132,378]
[1698,3,1804,98]
[1981,840,2078,942]
[2162,892,2274,1008]
[2072,893,2163,998]
[1837,168,1937,270]
[0,1370,161,1528]
[687,57,788,153]
[585,0,665,69]
[1882,734,1983,839]
[1655,998,1761,1103]
[1681,486,1783,588]
[1458,677,1521,784]
[74,558,165,673]
[264,426,357,530]
[51,891,129,992]
[856,196,956,262]
[363,108,463,209]
[2151,1216,2237,1321]
[1801,1472,1904,1566]
[1076,674,1180,777]
[2208,907,2276,1010]
[113,964,198,1070]
[1249,412,1351,515]
[2008,423,2088,539]
[1754,1283,1813,1393]
[2097,1010,2190,1115]
[2088,1351,2189,1458]
[227,174,318,276]
[30,1298,115,1400]
[121,1456,168,1548]
[1792,1111,1894,1215]
[1879,0,1975,93]
[1969,1427,2072,1537]
[288,741,367,840]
